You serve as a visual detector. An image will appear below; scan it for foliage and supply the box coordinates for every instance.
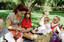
[0,10,64,27]
[36,0,45,6]
[32,6,40,11]
[0,1,16,10]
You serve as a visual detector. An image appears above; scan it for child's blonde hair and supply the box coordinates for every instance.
[53,16,60,21]
[43,11,49,15]
[44,17,50,22]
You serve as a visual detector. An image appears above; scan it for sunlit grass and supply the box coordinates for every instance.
[0,10,64,27]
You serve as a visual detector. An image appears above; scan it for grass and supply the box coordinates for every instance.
[0,10,64,27]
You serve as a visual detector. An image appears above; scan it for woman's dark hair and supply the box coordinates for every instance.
[24,12,31,22]
[13,3,29,14]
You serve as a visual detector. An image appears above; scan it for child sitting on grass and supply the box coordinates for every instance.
[58,24,64,42]
[50,16,61,42]
[59,27,64,42]
[39,11,49,27]
[32,11,50,33]
[31,17,52,42]
[0,17,15,42]
[35,17,52,35]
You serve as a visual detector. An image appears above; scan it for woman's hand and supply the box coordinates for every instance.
[17,28,27,31]
[31,30,36,33]
[17,28,22,31]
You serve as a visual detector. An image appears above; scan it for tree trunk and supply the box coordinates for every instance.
[40,5,41,11]
[21,0,25,5]
[26,0,30,9]
[29,0,37,11]
[20,0,37,11]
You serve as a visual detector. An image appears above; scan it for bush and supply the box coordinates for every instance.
[0,1,16,10]
[0,2,6,10]
[32,6,40,11]
[52,7,61,11]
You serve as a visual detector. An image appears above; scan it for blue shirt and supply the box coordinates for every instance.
[0,27,14,42]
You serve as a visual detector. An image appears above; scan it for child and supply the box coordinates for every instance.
[0,17,15,42]
[50,16,61,42]
[50,16,61,32]
[58,25,64,42]
[34,17,52,35]
[35,11,49,33]
[22,11,33,42]
[22,11,32,28]
[59,30,64,42]
[31,17,52,42]
[39,11,49,26]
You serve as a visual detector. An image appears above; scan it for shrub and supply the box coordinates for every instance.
[0,1,16,10]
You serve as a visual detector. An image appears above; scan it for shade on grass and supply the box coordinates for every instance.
[0,10,64,27]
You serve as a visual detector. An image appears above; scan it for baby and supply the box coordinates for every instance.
[33,17,52,35]
[39,11,49,26]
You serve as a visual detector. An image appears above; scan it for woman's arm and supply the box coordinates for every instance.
[18,22,22,28]
[6,18,19,30]
[39,19,43,26]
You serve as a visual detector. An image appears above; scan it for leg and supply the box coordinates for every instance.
[16,37,23,42]
[23,33,38,40]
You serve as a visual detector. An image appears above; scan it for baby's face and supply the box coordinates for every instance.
[44,20,49,24]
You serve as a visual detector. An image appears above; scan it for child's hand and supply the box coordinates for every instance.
[31,30,36,33]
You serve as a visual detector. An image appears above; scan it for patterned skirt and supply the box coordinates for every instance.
[50,32,60,42]
[9,30,21,39]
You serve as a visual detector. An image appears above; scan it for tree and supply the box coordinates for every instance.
[36,0,46,11]
[20,0,37,11]
[21,0,25,5]
[29,0,37,11]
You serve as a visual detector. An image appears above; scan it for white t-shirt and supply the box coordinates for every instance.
[59,31,64,42]
[37,23,52,35]
[0,27,14,42]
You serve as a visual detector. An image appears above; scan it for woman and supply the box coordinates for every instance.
[6,3,28,42]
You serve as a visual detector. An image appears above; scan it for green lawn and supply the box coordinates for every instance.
[0,10,64,27]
